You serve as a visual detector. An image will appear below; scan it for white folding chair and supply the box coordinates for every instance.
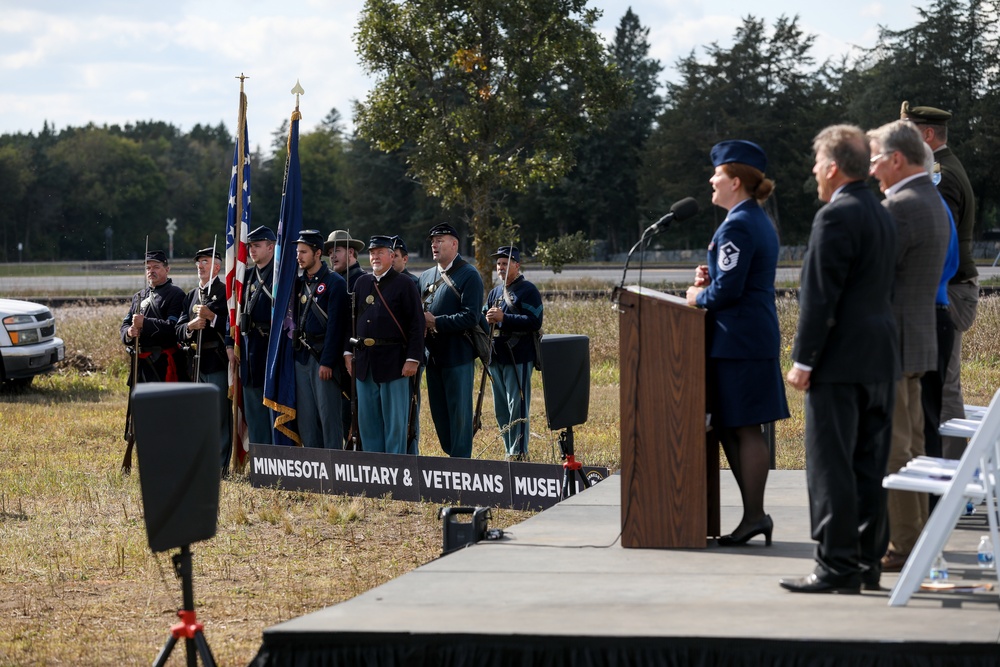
[883,388,1000,606]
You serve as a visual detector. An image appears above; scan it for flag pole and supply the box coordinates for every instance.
[230,73,250,473]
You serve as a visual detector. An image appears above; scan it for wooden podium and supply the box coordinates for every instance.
[618,286,720,548]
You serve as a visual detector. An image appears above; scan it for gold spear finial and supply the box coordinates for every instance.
[291,79,305,110]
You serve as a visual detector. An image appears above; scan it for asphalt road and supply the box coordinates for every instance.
[2,265,999,295]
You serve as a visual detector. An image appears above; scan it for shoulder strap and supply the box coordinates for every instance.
[373,280,408,343]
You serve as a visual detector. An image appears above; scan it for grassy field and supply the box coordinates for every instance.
[3,296,1000,665]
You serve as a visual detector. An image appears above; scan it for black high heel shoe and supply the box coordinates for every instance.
[717,515,773,547]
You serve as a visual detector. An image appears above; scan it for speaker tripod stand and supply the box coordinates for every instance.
[153,545,217,667]
[558,426,591,500]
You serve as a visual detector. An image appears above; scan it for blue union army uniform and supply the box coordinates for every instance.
[240,225,276,444]
[176,248,232,473]
[419,224,485,458]
[348,236,425,454]
[120,250,186,384]
[294,230,350,449]
[485,246,543,459]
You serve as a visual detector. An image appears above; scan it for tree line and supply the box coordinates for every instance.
[0,0,996,264]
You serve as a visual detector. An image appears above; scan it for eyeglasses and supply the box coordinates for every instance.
[869,151,895,165]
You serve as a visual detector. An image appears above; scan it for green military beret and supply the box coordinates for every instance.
[900,100,952,124]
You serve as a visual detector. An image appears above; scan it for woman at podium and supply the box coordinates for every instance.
[686,140,789,547]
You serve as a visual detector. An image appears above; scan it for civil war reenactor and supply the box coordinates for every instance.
[391,234,422,454]
[391,235,420,284]
[418,223,485,458]
[325,229,367,292]
[345,235,424,454]
[236,225,275,444]
[325,228,367,448]
[484,246,543,461]
[176,247,232,474]
[294,229,350,449]
[120,250,186,384]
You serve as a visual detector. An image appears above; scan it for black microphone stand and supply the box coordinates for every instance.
[617,215,673,293]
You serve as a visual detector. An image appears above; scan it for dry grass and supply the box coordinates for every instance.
[3,295,1000,664]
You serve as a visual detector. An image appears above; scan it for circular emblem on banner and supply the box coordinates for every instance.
[366,295,375,305]
[316,283,326,295]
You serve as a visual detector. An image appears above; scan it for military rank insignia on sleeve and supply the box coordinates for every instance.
[718,241,740,272]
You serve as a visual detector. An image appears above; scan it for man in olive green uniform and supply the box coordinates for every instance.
[901,102,977,459]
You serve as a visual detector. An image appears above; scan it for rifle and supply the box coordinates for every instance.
[406,374,419,446]
[345,289,362,451]
[472,243,514,436]
[121,236,149,474]
[193,235,219,383]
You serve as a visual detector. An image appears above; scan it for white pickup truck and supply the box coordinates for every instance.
[0,298,65,388]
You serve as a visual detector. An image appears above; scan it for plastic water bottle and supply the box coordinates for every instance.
[929,553,949,580]
[965,500,977,516]
[977,536,995,569]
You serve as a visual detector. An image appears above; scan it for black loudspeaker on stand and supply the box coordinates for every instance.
[539,334,591,499]
[132,382,222,667]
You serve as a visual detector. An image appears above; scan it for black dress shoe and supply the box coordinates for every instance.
[779,573,861,594]
[717,515,773,547]
[861,571,882,591]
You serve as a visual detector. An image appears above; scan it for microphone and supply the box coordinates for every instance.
[617,196,700,293]
[647,197,699,234]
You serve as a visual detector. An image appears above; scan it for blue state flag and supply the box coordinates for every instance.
[263,109,303,446]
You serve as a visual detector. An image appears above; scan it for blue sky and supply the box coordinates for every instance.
[0,1,920,154]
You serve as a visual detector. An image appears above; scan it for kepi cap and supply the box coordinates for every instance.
[390,235,408,255]
[491,246,521,263]
[296,229,325,250]
[145,250,168,265]
[900,100,952,125]
[194,247,222,262]
[367,235,395,250]
[427,223,459,239]
[711,140,767,174]
[323,229,365,253]
[248,225,276,242]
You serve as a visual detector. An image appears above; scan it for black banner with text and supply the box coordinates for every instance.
[249,444,609,511]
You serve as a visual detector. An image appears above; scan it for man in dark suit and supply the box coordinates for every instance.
[418,223,485,458]
[345,236,424,454]
[901,102,978,460]
[868,120,950,573]
[781,125,898,594]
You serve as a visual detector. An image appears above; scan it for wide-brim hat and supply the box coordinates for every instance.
[323,229,365,253]
[711,140,767,174]
[296,229,325,250]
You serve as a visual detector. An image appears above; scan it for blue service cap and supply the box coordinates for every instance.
[390,235,408,254]
[710,140,767,174]
[295,229,325,250]
[367,235,395,250]
[248,225,276,242]
[491,246,521,263]
[145,250,168,264]
[427,223,459,239]
[194,247,222,262]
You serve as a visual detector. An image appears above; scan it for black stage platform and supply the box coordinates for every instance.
[250,470,1000,666]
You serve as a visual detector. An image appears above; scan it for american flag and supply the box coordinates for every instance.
[226,86,251,470]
